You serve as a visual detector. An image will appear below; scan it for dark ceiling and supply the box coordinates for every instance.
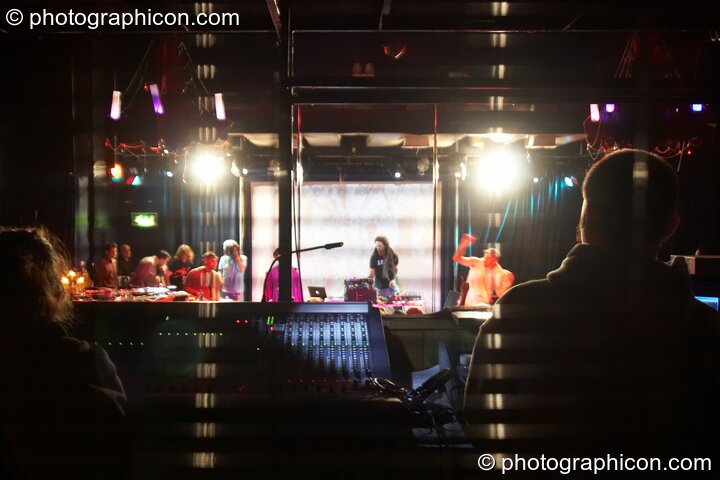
[4,1,719,176]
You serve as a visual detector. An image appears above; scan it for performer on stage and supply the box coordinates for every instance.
[218,239,246,301]
[453,234,514,306]
[264,248,303,302]
[166,244,195,290]
[184,251,223,301]
[131,250,171,288]
[96,243,118,289]
[369,235,399,300]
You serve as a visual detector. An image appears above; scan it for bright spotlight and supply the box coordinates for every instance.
[192,154,224,183]
[691,103,703,112]
[532,177,540,183]
[474,149,524,195]
[214,93,226,120]
[605,103,616,113]
[165,171,174,178]
[394,171,402,179]
[130,175,142,186]
[563,176,576,188]
[110,163,123,181]
[590,104,600,122]
[242,167,248,176]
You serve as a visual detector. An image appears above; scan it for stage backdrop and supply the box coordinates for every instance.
[251,182,442,311]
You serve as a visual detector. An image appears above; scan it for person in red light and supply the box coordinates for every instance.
[96,242,119,289]
[184,251,223,301]
[452,234,514,305]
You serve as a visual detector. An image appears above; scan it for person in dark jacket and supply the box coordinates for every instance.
[464,149,720,462]
[0,227,127,478]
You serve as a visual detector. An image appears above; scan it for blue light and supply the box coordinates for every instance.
[692,104,703,112]
[563,176,575,188]
[131,175,142,186]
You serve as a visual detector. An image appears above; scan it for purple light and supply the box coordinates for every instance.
[590,104,600,122]
[149,84,164,115]
[214,93,226,121]
[692,104,703,112]
[110,90,122,120]
[605,103,616,113]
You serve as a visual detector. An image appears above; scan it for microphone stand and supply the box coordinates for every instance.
[261,243,343,302]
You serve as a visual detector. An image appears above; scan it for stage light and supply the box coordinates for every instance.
[533,177,540,183]
[131,175,142,186]
[149,84,164,114]
[692,104,703,112]
[214,93,226,120]
[230,161,240,178]
[110,90,122,120]
[590,104,600,122]
[192,153,224,183]
[165,171,174,178]
[242,167,248,175]
[394,171,402,179]
[563,176,576,188]
[605,103,616,113]
[110,163,123,182]
[474,149,524,195]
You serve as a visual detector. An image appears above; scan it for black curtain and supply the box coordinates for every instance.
[165,176,240,262]
[466,173,583,285]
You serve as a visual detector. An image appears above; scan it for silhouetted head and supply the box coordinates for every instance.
[580,149,679,252]
[0,227,73,336]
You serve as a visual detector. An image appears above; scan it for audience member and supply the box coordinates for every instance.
[464,150,720,460]
[0,227,127,477]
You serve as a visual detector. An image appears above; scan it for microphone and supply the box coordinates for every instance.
[324,242,344,250]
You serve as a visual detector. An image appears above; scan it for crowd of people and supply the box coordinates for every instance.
[2,149,719,475]
[88,240,247,301]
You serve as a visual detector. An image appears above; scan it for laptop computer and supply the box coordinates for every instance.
[307,286,327,299]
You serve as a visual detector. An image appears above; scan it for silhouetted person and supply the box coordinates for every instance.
[0,227,127,478]
[116,243,133,277]
[464,150,720,461]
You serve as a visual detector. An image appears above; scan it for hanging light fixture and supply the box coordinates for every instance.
[110,90,122,120]
[149,84,164,114]
[214,93,226,120]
